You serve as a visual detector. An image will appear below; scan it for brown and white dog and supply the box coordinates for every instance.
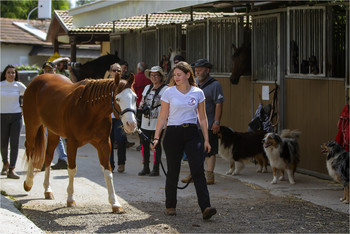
[218,126,268,175]
[263,130,301,184]
[321,141,349,204]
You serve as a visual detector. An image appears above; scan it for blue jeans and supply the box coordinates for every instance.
[110,118,126,169]
[56,138,67,161]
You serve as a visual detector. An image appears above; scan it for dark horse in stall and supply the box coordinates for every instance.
[230,43,251,84]
[71,51,122,81]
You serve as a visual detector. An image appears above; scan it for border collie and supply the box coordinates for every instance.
[263,130,301,184]
[321,141,349,204]
[218,126,268,175]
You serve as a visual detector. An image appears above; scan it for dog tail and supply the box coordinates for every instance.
[281,129,301,140]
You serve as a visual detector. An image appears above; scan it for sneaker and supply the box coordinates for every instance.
[206,171,215,185]
[202,207,217,220]
[7,169,20,179]
[1,162,9,175]
[181,174,193,183]
[51,159,68,170]
[165,208,176,216]
[117,164,125,173]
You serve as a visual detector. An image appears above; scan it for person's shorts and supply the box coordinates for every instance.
[200,130,218,157]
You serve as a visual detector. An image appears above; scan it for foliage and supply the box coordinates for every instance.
[15,64,42,73]
[1,0,70,19]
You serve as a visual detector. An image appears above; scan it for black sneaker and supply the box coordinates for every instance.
[138,167,150,176]
[51,159,68,170]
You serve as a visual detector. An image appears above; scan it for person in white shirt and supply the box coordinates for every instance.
[1,65,26,179]
[152,61,217,220]
[138,66,167,176]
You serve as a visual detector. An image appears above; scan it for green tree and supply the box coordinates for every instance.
[1,0,70,19]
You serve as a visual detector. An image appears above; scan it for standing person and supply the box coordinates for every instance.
[138,66,167,176]
[53,57,70,77]
[182,59,225,185]
[108,63,128,173]
[152,61,217,220]
[120,60,130,80]
[133,62,152,151]
[133,62,151,106]
[1,65,26,179]
[41,62,68,170]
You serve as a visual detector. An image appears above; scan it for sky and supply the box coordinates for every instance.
[70,0,77,8]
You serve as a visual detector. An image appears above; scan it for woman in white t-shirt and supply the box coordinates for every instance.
[138,66,168,176]
[1,65,26,179]
[152,62,217,220]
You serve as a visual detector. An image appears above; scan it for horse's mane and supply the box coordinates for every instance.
[76,79,115,105]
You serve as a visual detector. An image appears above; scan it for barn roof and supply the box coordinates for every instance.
[0,18,51,45]
[54,10,238,33]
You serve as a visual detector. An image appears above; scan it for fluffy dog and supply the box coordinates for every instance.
[321,141,349,204]
[263,130,301,184]
[218,126,268,175]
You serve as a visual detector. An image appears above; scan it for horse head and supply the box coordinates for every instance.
[230,43,251,84]
[169,47,182,70]
[113,73,137,133]
[73,51,121,81]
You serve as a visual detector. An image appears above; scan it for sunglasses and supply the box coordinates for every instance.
[111,69,121,72]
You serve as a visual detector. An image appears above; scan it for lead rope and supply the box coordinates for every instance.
[136,128,204,190]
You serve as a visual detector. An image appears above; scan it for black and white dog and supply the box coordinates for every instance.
[218,126,268,175]
[321,141,349,204]
[263,130,301,184]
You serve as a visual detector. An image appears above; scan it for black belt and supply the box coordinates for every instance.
[167,123,197,128]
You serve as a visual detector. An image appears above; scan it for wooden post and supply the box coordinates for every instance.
[70,36,77,62]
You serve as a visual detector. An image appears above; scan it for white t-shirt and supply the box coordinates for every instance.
[161,86,205,126]
[141,84,168,130]
[0,80,26,113]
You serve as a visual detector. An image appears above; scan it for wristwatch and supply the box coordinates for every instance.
[214,121,220,125]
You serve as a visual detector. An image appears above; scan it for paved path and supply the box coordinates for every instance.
[0,131,349,233]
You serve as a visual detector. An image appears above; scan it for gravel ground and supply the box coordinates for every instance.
[21,194,349,233]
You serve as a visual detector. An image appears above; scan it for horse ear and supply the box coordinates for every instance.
[232,43,237,51]
[169,47,173,53]
[114,71,121,86]
[127,73,135,87]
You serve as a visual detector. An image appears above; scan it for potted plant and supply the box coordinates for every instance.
[15,64,42,86]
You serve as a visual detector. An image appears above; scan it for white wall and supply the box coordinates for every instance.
[0,44,48,71]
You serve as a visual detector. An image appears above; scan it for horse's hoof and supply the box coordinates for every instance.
[44,192,54,200]
[67,200,76,207]
[23,181,32,192]
[112,206,125,214]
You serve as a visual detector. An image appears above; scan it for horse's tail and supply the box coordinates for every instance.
[25,125,46,170]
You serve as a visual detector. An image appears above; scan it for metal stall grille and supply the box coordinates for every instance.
[159,25,177,62]
[186,22,206,65]
[208,17,238,73]
[252,14,280,82]
[141,30,157,68]
[287,7,326,76]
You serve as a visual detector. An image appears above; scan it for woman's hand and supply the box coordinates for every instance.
[151,139,159,151]
[204,140,211,154]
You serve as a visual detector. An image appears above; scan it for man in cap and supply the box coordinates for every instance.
[181,59,225,184]
[42,62,56,74]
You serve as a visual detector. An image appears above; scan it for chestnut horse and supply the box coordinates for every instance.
[22,73,137,213]
[230,43,251,84]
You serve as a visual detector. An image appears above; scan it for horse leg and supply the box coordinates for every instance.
[42,131,60,200]
[66,140,78,207]
[24,124,45,192]
[92,140,124,214]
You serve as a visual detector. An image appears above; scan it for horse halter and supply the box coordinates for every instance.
[111,87,136,117]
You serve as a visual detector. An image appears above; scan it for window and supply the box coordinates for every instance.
[186,22,206,65]
[141,30,157,67]
[287,7,325,76]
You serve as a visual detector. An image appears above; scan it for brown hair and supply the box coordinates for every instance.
[169,61,197,87]
[1,65,19,81]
